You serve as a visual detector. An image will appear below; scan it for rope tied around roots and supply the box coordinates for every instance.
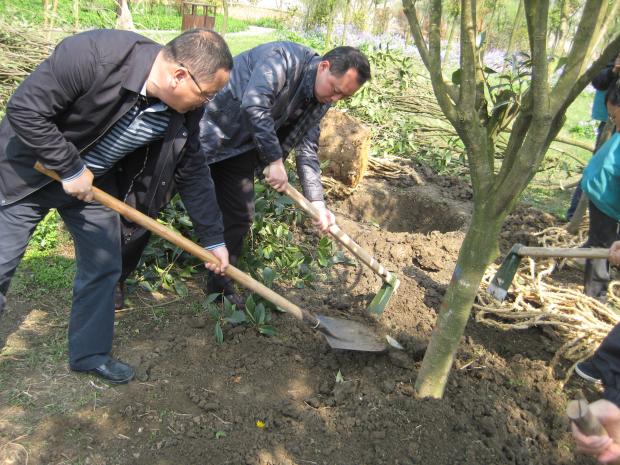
[475,224,620,386]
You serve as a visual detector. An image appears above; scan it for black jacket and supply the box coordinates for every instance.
[0,29,223,246]
[199,41,330,202]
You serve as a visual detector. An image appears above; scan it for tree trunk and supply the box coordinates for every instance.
[479,1,498,56]
[221,0,229,35]
[341,0,351,45]
[415,207,503,397]
[47,0,59,40]
[442,14,457,66]
[116,0,135,30]
[553,0,570,56]
[73,0,80,31]
[504,0,523,65]
[325,10,335,47]
[43,0,50,30]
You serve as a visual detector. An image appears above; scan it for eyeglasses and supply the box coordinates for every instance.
[179,62,215,103]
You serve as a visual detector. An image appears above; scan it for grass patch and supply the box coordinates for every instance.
[11,211,75,297]
[3,0,249,33]
[226,31,282,55]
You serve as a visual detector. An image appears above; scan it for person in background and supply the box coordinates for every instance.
[574,236,620,399]
[0,28,232,384]
[566,50,620,221]
[578,80,620,302]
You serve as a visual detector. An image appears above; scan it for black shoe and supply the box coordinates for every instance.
[114,282,125,310]
[76,358,135,384]
[575,359,603,384]
[207,273,245,309]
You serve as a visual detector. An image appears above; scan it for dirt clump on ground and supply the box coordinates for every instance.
[0,162,601,465]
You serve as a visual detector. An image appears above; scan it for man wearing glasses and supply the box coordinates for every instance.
[199,43,371,305]
[0,28,232,384]
[115,42,371,308]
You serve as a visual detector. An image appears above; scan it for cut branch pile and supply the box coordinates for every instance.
[475,224,619,385]
[0,22,54,110]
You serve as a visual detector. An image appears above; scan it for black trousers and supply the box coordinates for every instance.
[207,150,258,293]
[119,150,258,294]
[0,177,121,370]
[584,201,620,299]
[592,321,620,406]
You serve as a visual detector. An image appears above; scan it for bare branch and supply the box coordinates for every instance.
[402,0,458,123]
[560,34,620,115]
[592,0,620,55]
[458,0,476,114]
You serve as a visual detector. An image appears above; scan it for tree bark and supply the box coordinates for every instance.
[552,0,569,56]
[341,0,351,44]
[116,0,135,30]
[221,0,229,35]
[43,0,50,30]
[415,207,503,397]
[47,0,59,40]
[73,0,80,31]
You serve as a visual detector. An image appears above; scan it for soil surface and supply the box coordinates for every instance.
[0,159,601,465]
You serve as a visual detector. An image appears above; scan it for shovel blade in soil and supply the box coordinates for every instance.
[317,315,387,352]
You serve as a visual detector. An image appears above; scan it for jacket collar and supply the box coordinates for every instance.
[303,56,321,101]
[121,42,163,95]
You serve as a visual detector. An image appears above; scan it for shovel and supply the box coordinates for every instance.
[264,169,400,314]
[35,163,387,352]
[488,243,609,301]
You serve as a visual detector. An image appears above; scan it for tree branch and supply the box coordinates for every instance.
[402,0,458,123]
[551,0,607,113]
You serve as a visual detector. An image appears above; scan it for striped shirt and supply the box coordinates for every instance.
[65,96,171,180]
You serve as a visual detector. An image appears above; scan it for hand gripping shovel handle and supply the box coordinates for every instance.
[34,162,320,327]
[272,173,396,285]
[566,399,608,437]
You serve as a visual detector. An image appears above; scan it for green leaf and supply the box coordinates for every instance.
[263,267,275,287]
[258,325,277,337]
[336,370,344,383]
[225,310,247,325]
[245,294,256,313]
[215,431,227,439]
[256,303,266,325]
[207,306,219,320]
[223,296,234,314]
[204,293,220,305]
[174,280,188,297]
[215,321,224,344]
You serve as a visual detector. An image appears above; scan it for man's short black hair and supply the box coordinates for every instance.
[605,79,620,107]
[163,28,233,82]
[322,46,371,85]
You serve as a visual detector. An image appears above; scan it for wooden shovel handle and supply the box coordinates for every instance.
[277,177,395,283]
[34,162,314,324]
[518,246,609,260]
[567,399,608,437]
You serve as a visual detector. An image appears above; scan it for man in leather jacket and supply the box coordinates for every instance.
[0,28,232,384]
[116,42,371,307]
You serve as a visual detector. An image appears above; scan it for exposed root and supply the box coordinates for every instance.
[475,225,619,385]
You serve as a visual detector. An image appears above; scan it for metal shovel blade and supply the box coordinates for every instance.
[316,315,387,352]
[368,275,401,314]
